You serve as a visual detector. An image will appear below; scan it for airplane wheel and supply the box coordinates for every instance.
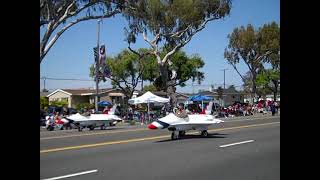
[78,127,82,132]
[201,130,208,137]
[171,132,179,140]
[89,126,95,131]
[179,131,185,136]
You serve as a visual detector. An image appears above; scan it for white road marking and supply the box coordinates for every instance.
[41,169,98,180]
[223,116,279,123]
[219,140,255,148]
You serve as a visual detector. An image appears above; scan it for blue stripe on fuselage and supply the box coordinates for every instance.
[155,120,170,129]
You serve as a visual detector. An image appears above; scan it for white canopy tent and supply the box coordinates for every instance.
[128,91,170,122]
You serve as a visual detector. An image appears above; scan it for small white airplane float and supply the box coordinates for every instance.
[148,102,224,140]
[63,105,122,131]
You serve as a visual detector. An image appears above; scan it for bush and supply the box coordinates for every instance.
[76,103,94,111]
[40,96,49,109]
[50,99,68,107]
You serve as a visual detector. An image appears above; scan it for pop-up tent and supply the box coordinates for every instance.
[188,94,213,101]
[98,101,112,107]
[188,94,213,111]
[128,91,169,122]
[128,91,169,104]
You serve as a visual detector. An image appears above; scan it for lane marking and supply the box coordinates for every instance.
[40,116,279,140]
[219,140,255,148]
[40,128,148,140]
[40,121,279,154]
[41,169,98,180]
[223,116,279,123]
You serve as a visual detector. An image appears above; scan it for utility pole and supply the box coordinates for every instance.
[41,76,47,92]
[95,20,101,112]
[221,68,228,89]
[192,81,194,94]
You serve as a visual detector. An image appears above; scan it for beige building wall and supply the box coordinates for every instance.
[48,91,71,107]
[71,96,90,108]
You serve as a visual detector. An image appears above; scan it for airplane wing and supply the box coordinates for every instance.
[148,113,223,130]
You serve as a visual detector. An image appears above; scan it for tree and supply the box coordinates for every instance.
[256,69,280,101]
[143,84,158,92]
[90,49,155,99]
[124,0,232,109]
[40,0,136,63]
[153,51,205,93]
[224,22,280,103]
[40,96,49,109]
[243,70,273,101]
[217,86,223,106]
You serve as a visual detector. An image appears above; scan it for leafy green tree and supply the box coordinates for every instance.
[40,0,137,63]
[90,49,154,99]
[90,49,205,100]
[153,51,205,92]
[256,69,280,101]
[124,0,232,109]
[40,96,49,109]
[224,22,280,102]
[143,84,158,92]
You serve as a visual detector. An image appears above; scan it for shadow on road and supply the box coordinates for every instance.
[154,133,228,143]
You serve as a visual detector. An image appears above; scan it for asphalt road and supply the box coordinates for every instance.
[40,115,280,180]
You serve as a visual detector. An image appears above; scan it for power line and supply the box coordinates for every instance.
[40,77,93,81]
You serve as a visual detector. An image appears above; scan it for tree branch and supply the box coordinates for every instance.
[230,62,246,83]
[58,1,76,21]
[160,15,220,64]
[40,9,121,63]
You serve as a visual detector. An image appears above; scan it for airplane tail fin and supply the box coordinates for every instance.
[205,101,214,115]
[108,104,117,115]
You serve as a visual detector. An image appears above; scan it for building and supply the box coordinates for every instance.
[47,88,125,108]
[197,86,245,107]
[134,91,190,106]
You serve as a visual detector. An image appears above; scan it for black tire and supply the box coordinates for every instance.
[171,132,175,140]
[171,132,179,140]
[179,131,186,136]
[201,130,208,137]
[78,127,82,132]
[89,126,95,130]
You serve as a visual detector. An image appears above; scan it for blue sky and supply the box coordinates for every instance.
[40,0,279,93]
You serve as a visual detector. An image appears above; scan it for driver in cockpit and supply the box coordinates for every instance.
[175,103,188,119]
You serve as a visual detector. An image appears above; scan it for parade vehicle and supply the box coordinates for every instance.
[148,102,224,140]
[63,104,122,131]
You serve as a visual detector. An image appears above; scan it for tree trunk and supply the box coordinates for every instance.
[251,72,257,104]
[273,80,278,101]
[159,63,176,111]
[167,81,177,111]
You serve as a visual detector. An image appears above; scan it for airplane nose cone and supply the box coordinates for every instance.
[61,119,69,124]
[148,123,158,129]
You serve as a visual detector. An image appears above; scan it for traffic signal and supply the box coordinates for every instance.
[93,47,99,62]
